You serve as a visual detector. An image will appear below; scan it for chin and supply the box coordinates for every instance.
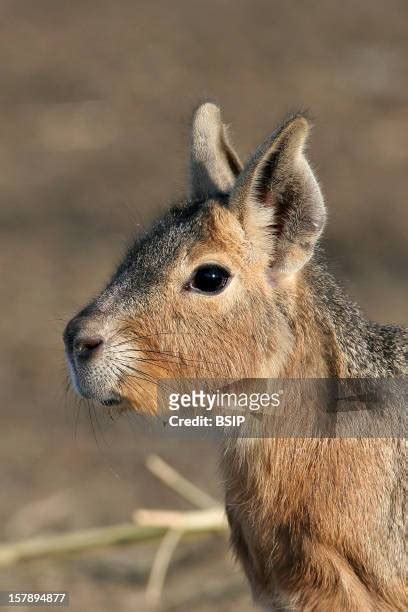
[72,373,123,408]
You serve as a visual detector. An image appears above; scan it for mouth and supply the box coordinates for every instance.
[77,381,123,408]
[100,394,122,407]
[64,330,160,413]
[66,353,124,408]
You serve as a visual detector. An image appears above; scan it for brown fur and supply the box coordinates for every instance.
[64,103,407,610]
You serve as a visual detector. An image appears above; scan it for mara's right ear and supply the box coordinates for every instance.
[230,114,326,278]
[189,103,242,200]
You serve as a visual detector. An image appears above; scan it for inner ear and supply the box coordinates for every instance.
[250,156,283,242]
[229,114,326,276]
[224,136,243,178]
[256,157,275,202]
[189,102,242,200]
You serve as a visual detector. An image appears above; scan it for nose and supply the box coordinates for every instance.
[64,316,104,361]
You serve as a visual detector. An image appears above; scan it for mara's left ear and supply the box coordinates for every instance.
[230,114,326,278]
[189,102,242,200]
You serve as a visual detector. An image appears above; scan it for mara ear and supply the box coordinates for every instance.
[230,114,326,278]
[189,102,243,200]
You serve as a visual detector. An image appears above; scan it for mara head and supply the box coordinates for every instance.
[64,103,326,413]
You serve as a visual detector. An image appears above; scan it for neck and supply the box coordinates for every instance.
[272,267,347,380]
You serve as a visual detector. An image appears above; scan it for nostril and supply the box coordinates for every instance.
[73,336,104,360]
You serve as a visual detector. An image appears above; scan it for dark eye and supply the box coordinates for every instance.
[188,264,231,294]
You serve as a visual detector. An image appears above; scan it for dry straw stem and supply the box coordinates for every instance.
[0,513,227,570]
[145,454,219,509]
[134,507,226,531]
[141,454,226,608]
[145,529,184,608]
[0,455,226,569]
[0,523,163,568]
[0,510,227,569]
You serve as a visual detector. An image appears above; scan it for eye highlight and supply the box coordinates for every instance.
[187,264,231,295]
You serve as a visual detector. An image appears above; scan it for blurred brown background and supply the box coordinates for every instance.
[0,1,407,611]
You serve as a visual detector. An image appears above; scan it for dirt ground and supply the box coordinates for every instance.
[0,1,407,611]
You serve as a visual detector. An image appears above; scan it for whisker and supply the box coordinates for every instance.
[87,400,100,450]
[115,363,178,395]
[110,346,222,367]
